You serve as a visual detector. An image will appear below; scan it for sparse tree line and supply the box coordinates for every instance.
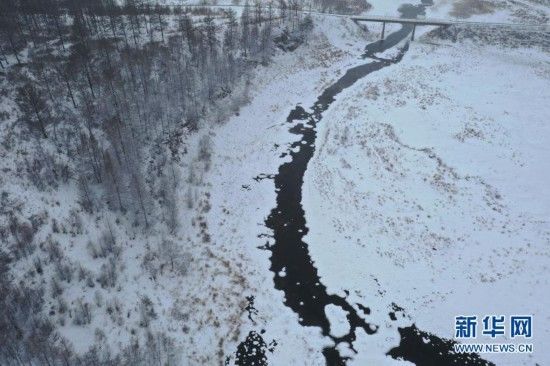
[0,0,313,365]
[0,243,183,365]
[1,0,311,231]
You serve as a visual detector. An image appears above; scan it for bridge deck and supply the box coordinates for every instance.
[351,15,549,31]
[352,16,451,26]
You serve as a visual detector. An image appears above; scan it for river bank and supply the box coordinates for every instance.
[193,14,374,365]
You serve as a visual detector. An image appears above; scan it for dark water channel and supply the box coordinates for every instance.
[235,3,494,366]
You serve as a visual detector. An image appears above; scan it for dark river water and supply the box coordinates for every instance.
[234,4,494,366]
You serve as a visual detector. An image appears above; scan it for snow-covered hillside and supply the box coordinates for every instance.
[0,0,548,365]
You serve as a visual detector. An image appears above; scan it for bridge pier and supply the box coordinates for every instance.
[411,24,416,41]
[381,21,385,40]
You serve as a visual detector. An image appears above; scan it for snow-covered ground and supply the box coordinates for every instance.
[1,0,547,364]
[201,2,549,366]
[153,0,550,23]
[202,15,372,364]
[303,27,549,365]
[0,7,371,365]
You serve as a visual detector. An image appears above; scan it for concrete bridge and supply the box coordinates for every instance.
[164,4,549,41]
[351,15,549,41]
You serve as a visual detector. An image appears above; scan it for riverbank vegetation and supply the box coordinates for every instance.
[0,0,314,364]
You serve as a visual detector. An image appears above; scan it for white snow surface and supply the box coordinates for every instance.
[203,3,549,366]
[302,19,549,366]
[201,14,371,365]
[1,1,548,365]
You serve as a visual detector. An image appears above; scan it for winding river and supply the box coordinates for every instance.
[236,4,494,366]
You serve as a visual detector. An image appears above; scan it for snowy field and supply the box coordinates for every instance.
[150,0,550,23]
[303,26,549,366]
[201,2,550,365]
[202,15,372,364]
[0,0,547,365]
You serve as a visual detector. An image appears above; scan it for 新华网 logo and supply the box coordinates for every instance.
[453,315,533,354]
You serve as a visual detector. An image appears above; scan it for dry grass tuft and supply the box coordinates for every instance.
[450,0,499,18]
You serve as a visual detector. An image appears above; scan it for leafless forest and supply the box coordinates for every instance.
[0,0,318,364]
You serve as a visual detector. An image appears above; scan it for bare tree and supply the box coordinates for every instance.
[16,82,49,138]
